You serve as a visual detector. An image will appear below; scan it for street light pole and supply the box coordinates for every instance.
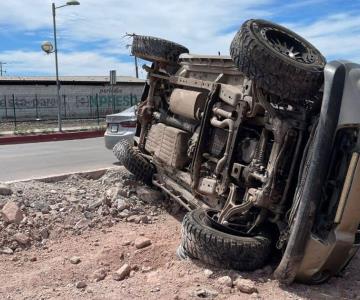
[52,2,62,132]
[134,55,139,78]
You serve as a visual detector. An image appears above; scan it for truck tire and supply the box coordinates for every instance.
[179,209,272,271]
[115,139,155,184]
[230,19,326,101]
[113,140,127,164]
[132,35,189,65]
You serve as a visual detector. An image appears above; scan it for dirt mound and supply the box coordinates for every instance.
[0,167,166,254]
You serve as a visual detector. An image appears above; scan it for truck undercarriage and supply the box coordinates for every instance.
[116,19,360,284]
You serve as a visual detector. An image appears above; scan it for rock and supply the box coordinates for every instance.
[93,268,107,282]
[75,219,91,230]
[68,187,78,194]
[49,189,57,194]
[139,215,150,224]
[115,198,130,212]
[118,209,130,219]
[141,266,152,273]
[134,237,151,249]
[204,269,213,278]
[150,287,160,293]
[234,278,258,294]
[75,281,87,289]
[0,247,14,255]
[32,201,51,214]
[105,187,115,198]
[113,263,131,281]
[13,233,30,245]
[39,228,49,239]
[122,240,131,246]
[66,195,79,203]
[0,184,12,196]
[136,186,163,203]
[87,199,103,211]
[192,288,218,298]
[69,256,81,264]
[1,201,24,224]
[127,215,140,223]
[217,276,233,287]
[30,256,37,262]
[129,270,136,277]
[97,206,109,216]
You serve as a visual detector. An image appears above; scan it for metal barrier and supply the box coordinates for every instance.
[0,93,139,132]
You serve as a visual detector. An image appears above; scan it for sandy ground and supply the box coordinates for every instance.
[0,169,359,300]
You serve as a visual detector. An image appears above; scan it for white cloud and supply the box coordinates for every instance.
[284,13,360,62]
[0,50,135,76]
[0,1,359,75]
[0,0,275,75]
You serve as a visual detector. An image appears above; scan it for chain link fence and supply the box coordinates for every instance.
[0,93,139,132]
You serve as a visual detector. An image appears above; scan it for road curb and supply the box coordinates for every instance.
[4,167,120,184]
[0,130,105,145]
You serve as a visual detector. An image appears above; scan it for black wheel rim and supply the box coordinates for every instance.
[205,209,255,237]
[258,26,317,64]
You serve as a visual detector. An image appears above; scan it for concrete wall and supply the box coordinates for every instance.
[0,83,144,120]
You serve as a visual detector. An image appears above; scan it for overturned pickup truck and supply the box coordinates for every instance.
[117,19,360,284]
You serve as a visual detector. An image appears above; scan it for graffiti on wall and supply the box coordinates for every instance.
[0,93,139,110]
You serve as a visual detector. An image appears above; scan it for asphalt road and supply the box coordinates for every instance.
[0,137,117,182]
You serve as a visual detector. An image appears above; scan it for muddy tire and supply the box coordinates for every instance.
[112,140,128,164]
[230,19,326,100]
[115,139,155,184]
[131,35,189,65]
[179,209,272,271]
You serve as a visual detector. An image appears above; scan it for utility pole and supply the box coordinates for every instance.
[125,33,139,78]
[0,62,7,76]
[134,55,139,78]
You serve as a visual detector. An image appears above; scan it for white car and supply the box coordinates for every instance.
[104,106,136,150]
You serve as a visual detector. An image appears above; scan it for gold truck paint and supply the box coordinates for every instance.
[296,152,360,283]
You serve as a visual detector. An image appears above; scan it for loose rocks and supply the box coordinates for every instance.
[113,263,131,281]
[234,278,258,294]
[134,237,151,249]
[0,247,14,255]
[69,256,81,264]
[13,233,30,245]
[1,201,23,224]
[204,269,214,278]
[0,184,12,196]
[75,281,87,289]
[217,276,233,287]
[93,268,107,282]
[136,186,163,203]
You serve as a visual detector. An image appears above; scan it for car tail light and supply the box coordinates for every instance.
[120,121,137,128]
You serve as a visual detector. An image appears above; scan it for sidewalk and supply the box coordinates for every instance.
[0,125,105,136]
[0,125,106,145]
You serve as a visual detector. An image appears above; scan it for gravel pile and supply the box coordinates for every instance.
[0,167,166,255]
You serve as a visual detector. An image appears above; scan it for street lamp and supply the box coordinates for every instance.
[41,1,80,132]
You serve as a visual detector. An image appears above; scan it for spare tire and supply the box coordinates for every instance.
[114,139,155,184]
[179,209,272,271]
[131,35,189,65]
[230,19,326,100]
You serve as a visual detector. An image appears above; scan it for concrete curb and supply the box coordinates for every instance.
[4,167,119,184]
[0,130,105,145]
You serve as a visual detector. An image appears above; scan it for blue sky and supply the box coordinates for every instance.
[0,0,359,77]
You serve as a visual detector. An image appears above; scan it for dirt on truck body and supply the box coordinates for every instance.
[116,19,360,285]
